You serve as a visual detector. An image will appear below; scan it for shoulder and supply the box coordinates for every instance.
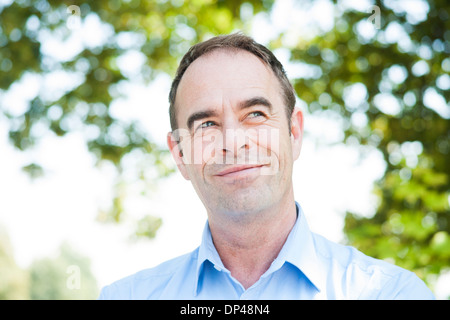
[98,249,198,300]
[311,233,435,299]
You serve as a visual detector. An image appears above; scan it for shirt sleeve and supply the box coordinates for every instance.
[97,284,117,300]
[379,271,435,300]
[97,280,133,300]
[97,286,108,300]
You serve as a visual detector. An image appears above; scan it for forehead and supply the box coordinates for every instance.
[175,49,282,125]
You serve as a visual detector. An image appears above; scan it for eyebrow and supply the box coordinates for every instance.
[187,110,219,131]
[186,96,273,131]
[238,96,273,111]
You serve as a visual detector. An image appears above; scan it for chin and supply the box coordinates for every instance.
[212,189,273,221]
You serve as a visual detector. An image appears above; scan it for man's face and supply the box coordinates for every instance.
[168,49,303,220]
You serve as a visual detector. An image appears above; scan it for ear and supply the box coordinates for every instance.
[167,131,190,180]
[290,107,304,161]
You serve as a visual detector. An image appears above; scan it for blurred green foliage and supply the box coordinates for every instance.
[279,0,449,289]
[29,242,98,299]
[0,0,271,239]
[0,227,98,299]
[0,0,448,297]
[314,1,449,287]
[0,226,29,299]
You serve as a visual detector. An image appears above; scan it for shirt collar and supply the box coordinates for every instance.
[194,221,225,296]
[277,202,325,292]
[193,202,325,296]
[197,221,224,271]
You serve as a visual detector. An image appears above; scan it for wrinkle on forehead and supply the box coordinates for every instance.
[176,50,283,126]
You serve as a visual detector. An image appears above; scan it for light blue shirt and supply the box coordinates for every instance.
[99,203,435,300]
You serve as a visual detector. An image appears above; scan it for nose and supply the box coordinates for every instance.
[221,121,249,158]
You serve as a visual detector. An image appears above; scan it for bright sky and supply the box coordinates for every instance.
[1,0,448,298]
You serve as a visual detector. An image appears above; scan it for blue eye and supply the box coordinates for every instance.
[248,111,264,118]
[200,121,216,128]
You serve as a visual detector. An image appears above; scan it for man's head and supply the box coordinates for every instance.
[167,33,303,221]
[169,33,296,131]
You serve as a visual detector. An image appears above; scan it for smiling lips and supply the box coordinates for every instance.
[215,164,266,177]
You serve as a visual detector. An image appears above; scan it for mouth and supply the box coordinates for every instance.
[215,164,266,177]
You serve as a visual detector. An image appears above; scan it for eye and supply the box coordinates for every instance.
[247,111,265,119]
[199,120,216,129]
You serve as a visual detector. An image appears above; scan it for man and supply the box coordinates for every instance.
[99,33,435,299]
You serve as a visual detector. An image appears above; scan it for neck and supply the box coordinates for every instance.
[208,192,297,289]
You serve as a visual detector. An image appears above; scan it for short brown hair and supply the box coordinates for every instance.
[168,33,296,131]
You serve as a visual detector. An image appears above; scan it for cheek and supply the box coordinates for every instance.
[180,135,213,166]
[184,163,207,191]
[272,132,294,175]
[193,131,223,165]
[183,135,217,182]
[255,127,292,160]
[245,127,276,154]
[201,138,218,164]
